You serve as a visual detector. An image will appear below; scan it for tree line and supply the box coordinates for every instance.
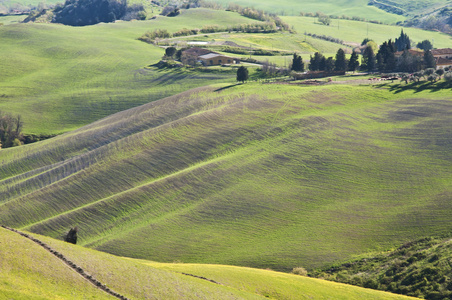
[289,48,359,73]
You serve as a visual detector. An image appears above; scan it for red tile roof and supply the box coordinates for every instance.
[431,48,452,56]
[436,57,452,66]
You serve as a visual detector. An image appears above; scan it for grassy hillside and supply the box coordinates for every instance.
[1,80,451,271]
[0,226,114,299]
[0,9,260,134]
[283,16,452,48]
[206,0,405,23]
[370,0,452,16]
[2,7,450,134]
[0,226,417,299]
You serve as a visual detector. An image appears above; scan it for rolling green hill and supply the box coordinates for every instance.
[207,0,406,23]
[0,9,262,134]
[369,0,452,16]
[1,80,451,271]
[0,226,418,299]
[283,16,452,48]
[1,8,451,135]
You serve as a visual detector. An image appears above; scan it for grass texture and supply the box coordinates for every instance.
[0,227,417,299]
[0,9,258,134]
[1,8,450,134]
[1,81,451,271]
[206,0,406,23]
[283,16,452,48]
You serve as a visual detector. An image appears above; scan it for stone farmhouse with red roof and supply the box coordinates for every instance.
[180,47,239,66]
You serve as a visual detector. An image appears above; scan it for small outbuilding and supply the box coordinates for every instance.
[198,53,238,66]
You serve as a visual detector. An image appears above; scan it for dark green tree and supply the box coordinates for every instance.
[334,48,346,71]
[361,46,376,72]
[348,51,360,72]
[165,46,177,58]
[423,50,436,69]
[309,52,324,71]
[394,29,411,51]
[236,66,249,83]
[319,56,326,71]
[291,53,304,72]
[325,57,335,71]
[377,40,396,72]
[417,40,433,51]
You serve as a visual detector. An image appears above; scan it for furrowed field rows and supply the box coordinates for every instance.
[1,83,451,270]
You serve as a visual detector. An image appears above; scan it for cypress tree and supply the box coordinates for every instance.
[291,53,304,72]
[348,51,360,72]
[361,47,375,72]
[334,48,346,71]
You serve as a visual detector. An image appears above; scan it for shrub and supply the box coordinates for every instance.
[292,267,308,276]
[444,72,452,82]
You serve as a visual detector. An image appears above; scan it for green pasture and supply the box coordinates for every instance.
[1,81,451,270]
[1,227,417,299]
[148,262,417,300]
[0,227,262,299]
[0,15,26,24]
[0,9,261,134]
[0,227,113,299]
[283,16,452,48]
[374,0,451,15]
[206,0,405,23]
[1,8,449,135]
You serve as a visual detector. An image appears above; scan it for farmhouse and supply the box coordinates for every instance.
[198,53,238,66]
[431,48,452,69]
[435,57,452,69]
[431,48,452,59]
[180,47,238,66]
[180,47,213,66]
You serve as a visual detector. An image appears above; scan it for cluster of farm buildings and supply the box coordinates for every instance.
[395,48,452,69]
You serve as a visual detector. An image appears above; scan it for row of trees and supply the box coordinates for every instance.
[0,112,23,148]
[226,3,290,31]
[361,44,436,73]
[139,21,279,44]
[290,49,360,73]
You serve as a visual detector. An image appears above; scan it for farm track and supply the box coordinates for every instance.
[1,225,130,300]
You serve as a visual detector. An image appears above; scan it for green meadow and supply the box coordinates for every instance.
[2,7,450,135]
[2,4,452,297]
[0,227,417,299]
[283,16,452,48]
[1,80,451,271]
[207,0,406,23]
[0,9,260,134]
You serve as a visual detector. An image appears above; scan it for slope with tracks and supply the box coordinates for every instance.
[1,82,452,270]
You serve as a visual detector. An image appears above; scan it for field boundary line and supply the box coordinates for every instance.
[1,225,130,300]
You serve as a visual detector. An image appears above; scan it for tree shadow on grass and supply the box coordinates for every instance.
[214,83,240,92]
[376,81,452,94]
